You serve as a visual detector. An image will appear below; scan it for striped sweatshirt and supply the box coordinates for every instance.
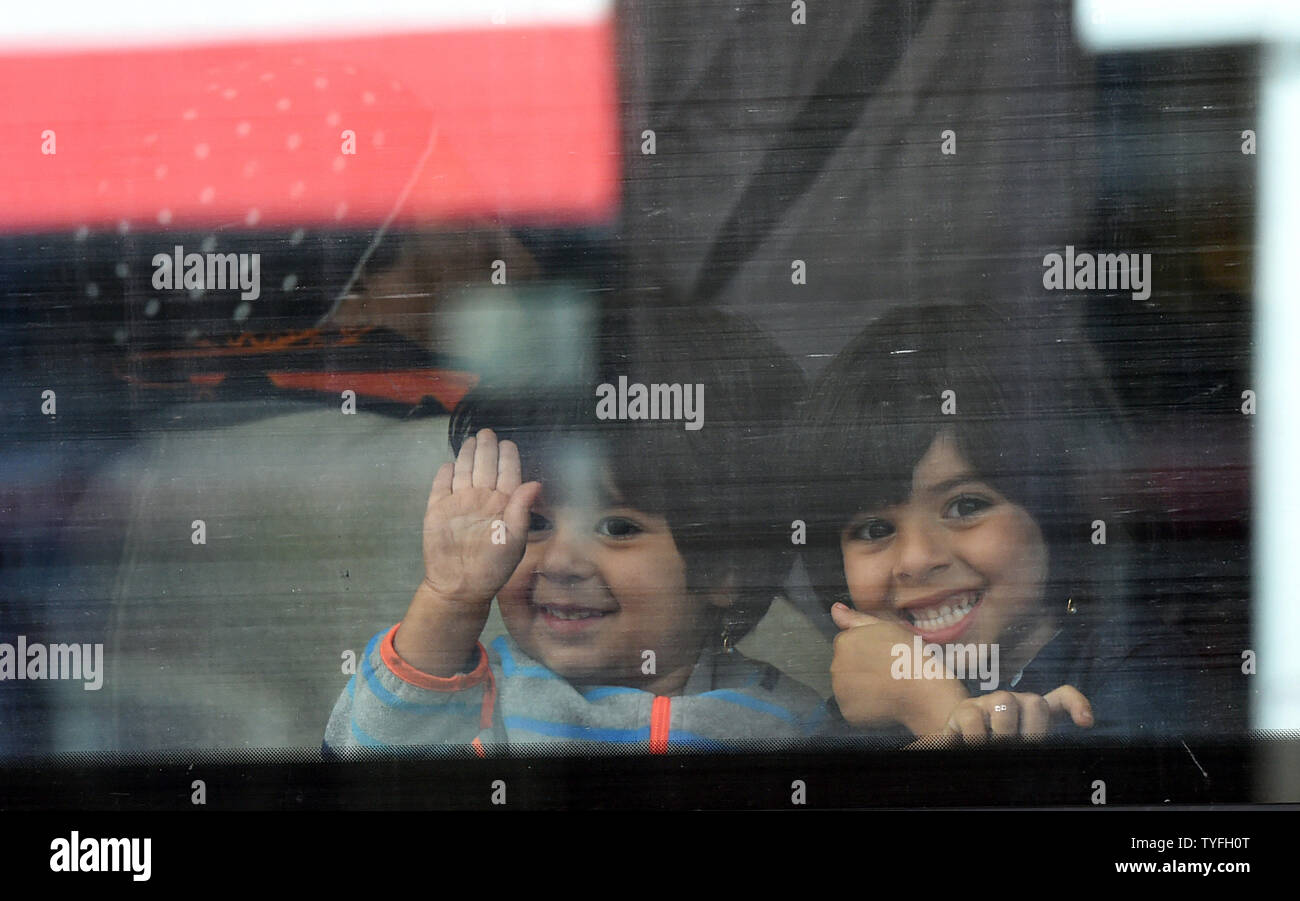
[324,624,833,755]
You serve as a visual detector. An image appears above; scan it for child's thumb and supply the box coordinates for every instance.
[502,481,542,540]
[831,602,882,631]
[1044,685,1095,728]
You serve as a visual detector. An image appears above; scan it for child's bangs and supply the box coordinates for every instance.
[825,408,941,521]
[523,425,682,520]
[451,387,681,519]
[806,350,967,528]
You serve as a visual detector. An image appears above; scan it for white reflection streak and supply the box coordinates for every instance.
[1078,0,1300,730]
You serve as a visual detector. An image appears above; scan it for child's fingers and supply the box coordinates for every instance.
[429,462,454,501]
[1044,685,1095,728]
[1016,692,1053,736]
[985,692,1020,736]
[497,440,523,495]
[452,435,476,492]
[502,481,543,539]
[948,704,988,743]
[830,602,882,631]
[471,429,499,490]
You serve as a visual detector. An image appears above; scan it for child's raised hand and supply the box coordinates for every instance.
[830,602,967,735]
[419,429,542,609]
[937,685,1095,744]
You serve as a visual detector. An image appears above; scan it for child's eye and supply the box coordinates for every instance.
[945,495,993,519]
[849,519,895,542]
[528,512,553,533]
[596,516,643,539]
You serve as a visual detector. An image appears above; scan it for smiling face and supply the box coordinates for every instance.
[495,477,727,696]
[840,433,1055,667]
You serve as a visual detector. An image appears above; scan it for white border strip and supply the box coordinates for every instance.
[1077,0,1300,50]
[1255,44,1300,731]
[0,0,609,50]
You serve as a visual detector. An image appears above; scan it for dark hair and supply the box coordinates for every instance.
[449,299,805,643]
[798,301,1132,627]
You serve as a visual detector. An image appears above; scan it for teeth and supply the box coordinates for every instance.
[542,606,605,621]
[907,592,981,631]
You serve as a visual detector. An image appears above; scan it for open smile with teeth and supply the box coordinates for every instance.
[904,591,982,631]
[535,604,614,621]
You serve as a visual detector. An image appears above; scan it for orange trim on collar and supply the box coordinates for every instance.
[480,664,498,730]
[650,696,671,754]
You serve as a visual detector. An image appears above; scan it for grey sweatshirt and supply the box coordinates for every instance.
[324,625,835,755]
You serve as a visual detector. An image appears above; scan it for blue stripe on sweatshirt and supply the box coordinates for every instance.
[501,718,730,751]
[503,716,652,743]
[350,716,387,748]
[700,689,801,726]
[666,732,730,751]
[492,635,563,681]
[581,686,645,702]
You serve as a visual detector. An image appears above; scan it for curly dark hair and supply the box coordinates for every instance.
[449,298,805,644]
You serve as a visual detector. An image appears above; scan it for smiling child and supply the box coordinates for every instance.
[802,302,1200,739]
[324,303,840,754]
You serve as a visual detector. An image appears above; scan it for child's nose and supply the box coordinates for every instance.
[536,523,598,583]
[892,519,952,583]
